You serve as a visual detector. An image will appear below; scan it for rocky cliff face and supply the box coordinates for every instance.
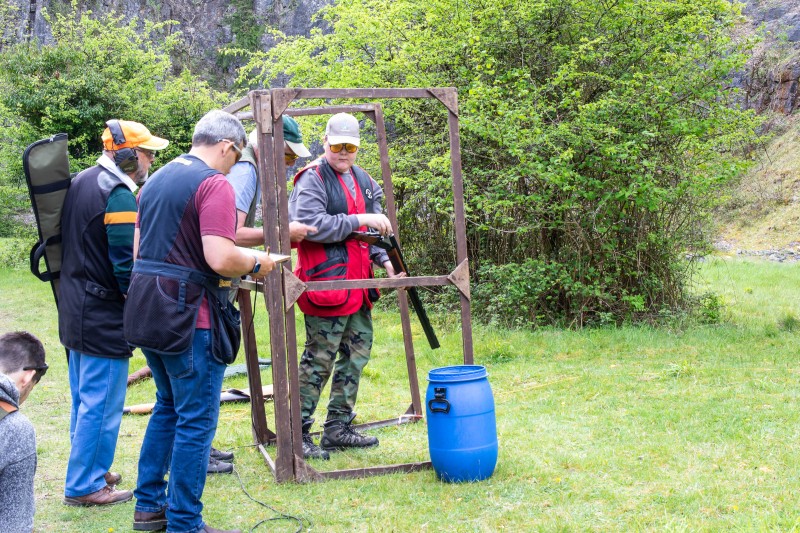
[745,1,800,42]
[7,0,331,87]
[741,1,800,114]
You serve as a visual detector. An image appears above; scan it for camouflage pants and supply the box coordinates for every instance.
[298,307,373,423]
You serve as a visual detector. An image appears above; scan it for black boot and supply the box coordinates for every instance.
[207,456,233,474]
[320,414,379,451]
[210,446,234,462]
[302,419,330,460]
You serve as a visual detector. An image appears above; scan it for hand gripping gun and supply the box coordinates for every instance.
[350,230,440,349]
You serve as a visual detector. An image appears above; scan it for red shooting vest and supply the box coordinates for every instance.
[294,160,375,317]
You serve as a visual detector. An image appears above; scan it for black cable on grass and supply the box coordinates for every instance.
[234,284,310,532]
[231,465,311,533]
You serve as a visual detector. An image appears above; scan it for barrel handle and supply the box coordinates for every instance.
[428,386,450,413]
[428,398,451,413]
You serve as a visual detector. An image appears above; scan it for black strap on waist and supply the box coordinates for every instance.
[133,260,233,311]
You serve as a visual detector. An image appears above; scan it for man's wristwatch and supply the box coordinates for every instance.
[250,256,261,275]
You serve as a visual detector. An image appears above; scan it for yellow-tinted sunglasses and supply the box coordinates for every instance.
[329,143,358,153]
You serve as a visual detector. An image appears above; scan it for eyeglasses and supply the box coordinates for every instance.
[217,139,243,163]
[23,363,48,383]
[329,143,358,154]
[135,148,155,160]
[284,152,299,164]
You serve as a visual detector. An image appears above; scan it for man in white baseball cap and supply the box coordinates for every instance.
[288,113,404,460]
[324,112,361,146]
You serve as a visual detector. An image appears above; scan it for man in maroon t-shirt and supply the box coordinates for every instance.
[129,110,272,533]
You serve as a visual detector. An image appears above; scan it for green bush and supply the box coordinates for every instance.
[473,259,567,328]
[694,292,723,325]
[0,185,36,239]
[473,259,676,328]
[242,0,762,326]
[0,238,32,269]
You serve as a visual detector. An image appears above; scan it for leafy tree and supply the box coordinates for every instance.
[0,3,227,185]
[242,0,762,326]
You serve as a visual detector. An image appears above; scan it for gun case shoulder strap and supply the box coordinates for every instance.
[23,133,71,306]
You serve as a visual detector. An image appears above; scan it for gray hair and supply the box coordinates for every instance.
[192,110,246,147]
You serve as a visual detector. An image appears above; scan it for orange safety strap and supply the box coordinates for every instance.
[0,400,18,421]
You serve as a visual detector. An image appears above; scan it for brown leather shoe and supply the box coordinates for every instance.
[104,471,122,486]
[63,485,133,506]
[201,526,241,533]
[133,508,167,531]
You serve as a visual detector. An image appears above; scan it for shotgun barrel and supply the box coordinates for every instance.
[350,231,440,349]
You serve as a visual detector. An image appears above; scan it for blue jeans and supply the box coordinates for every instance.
[65,350,129,497]
[134,329,225,533]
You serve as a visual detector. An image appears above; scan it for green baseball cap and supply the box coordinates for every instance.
[282,116,311,157]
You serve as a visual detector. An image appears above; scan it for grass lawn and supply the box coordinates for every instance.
[2,256,800,531]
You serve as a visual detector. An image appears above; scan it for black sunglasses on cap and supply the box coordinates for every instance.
[23,363,48,383]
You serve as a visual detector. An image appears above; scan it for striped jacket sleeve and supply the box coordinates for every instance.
[105,186,137,294]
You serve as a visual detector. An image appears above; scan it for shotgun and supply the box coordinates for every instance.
[350,230,440,349]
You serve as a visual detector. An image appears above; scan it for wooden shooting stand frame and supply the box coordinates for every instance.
[223,88,473,482]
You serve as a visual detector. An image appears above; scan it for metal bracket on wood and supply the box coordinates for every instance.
[448,258,471,300]
[428,88,458,116]
[293,455,324,483]
[272,88,301,118]
[282,267,306,311]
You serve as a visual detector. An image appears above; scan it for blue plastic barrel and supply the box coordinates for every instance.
[425,365,498,482]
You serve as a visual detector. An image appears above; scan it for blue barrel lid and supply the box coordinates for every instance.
[427,365,487,383]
